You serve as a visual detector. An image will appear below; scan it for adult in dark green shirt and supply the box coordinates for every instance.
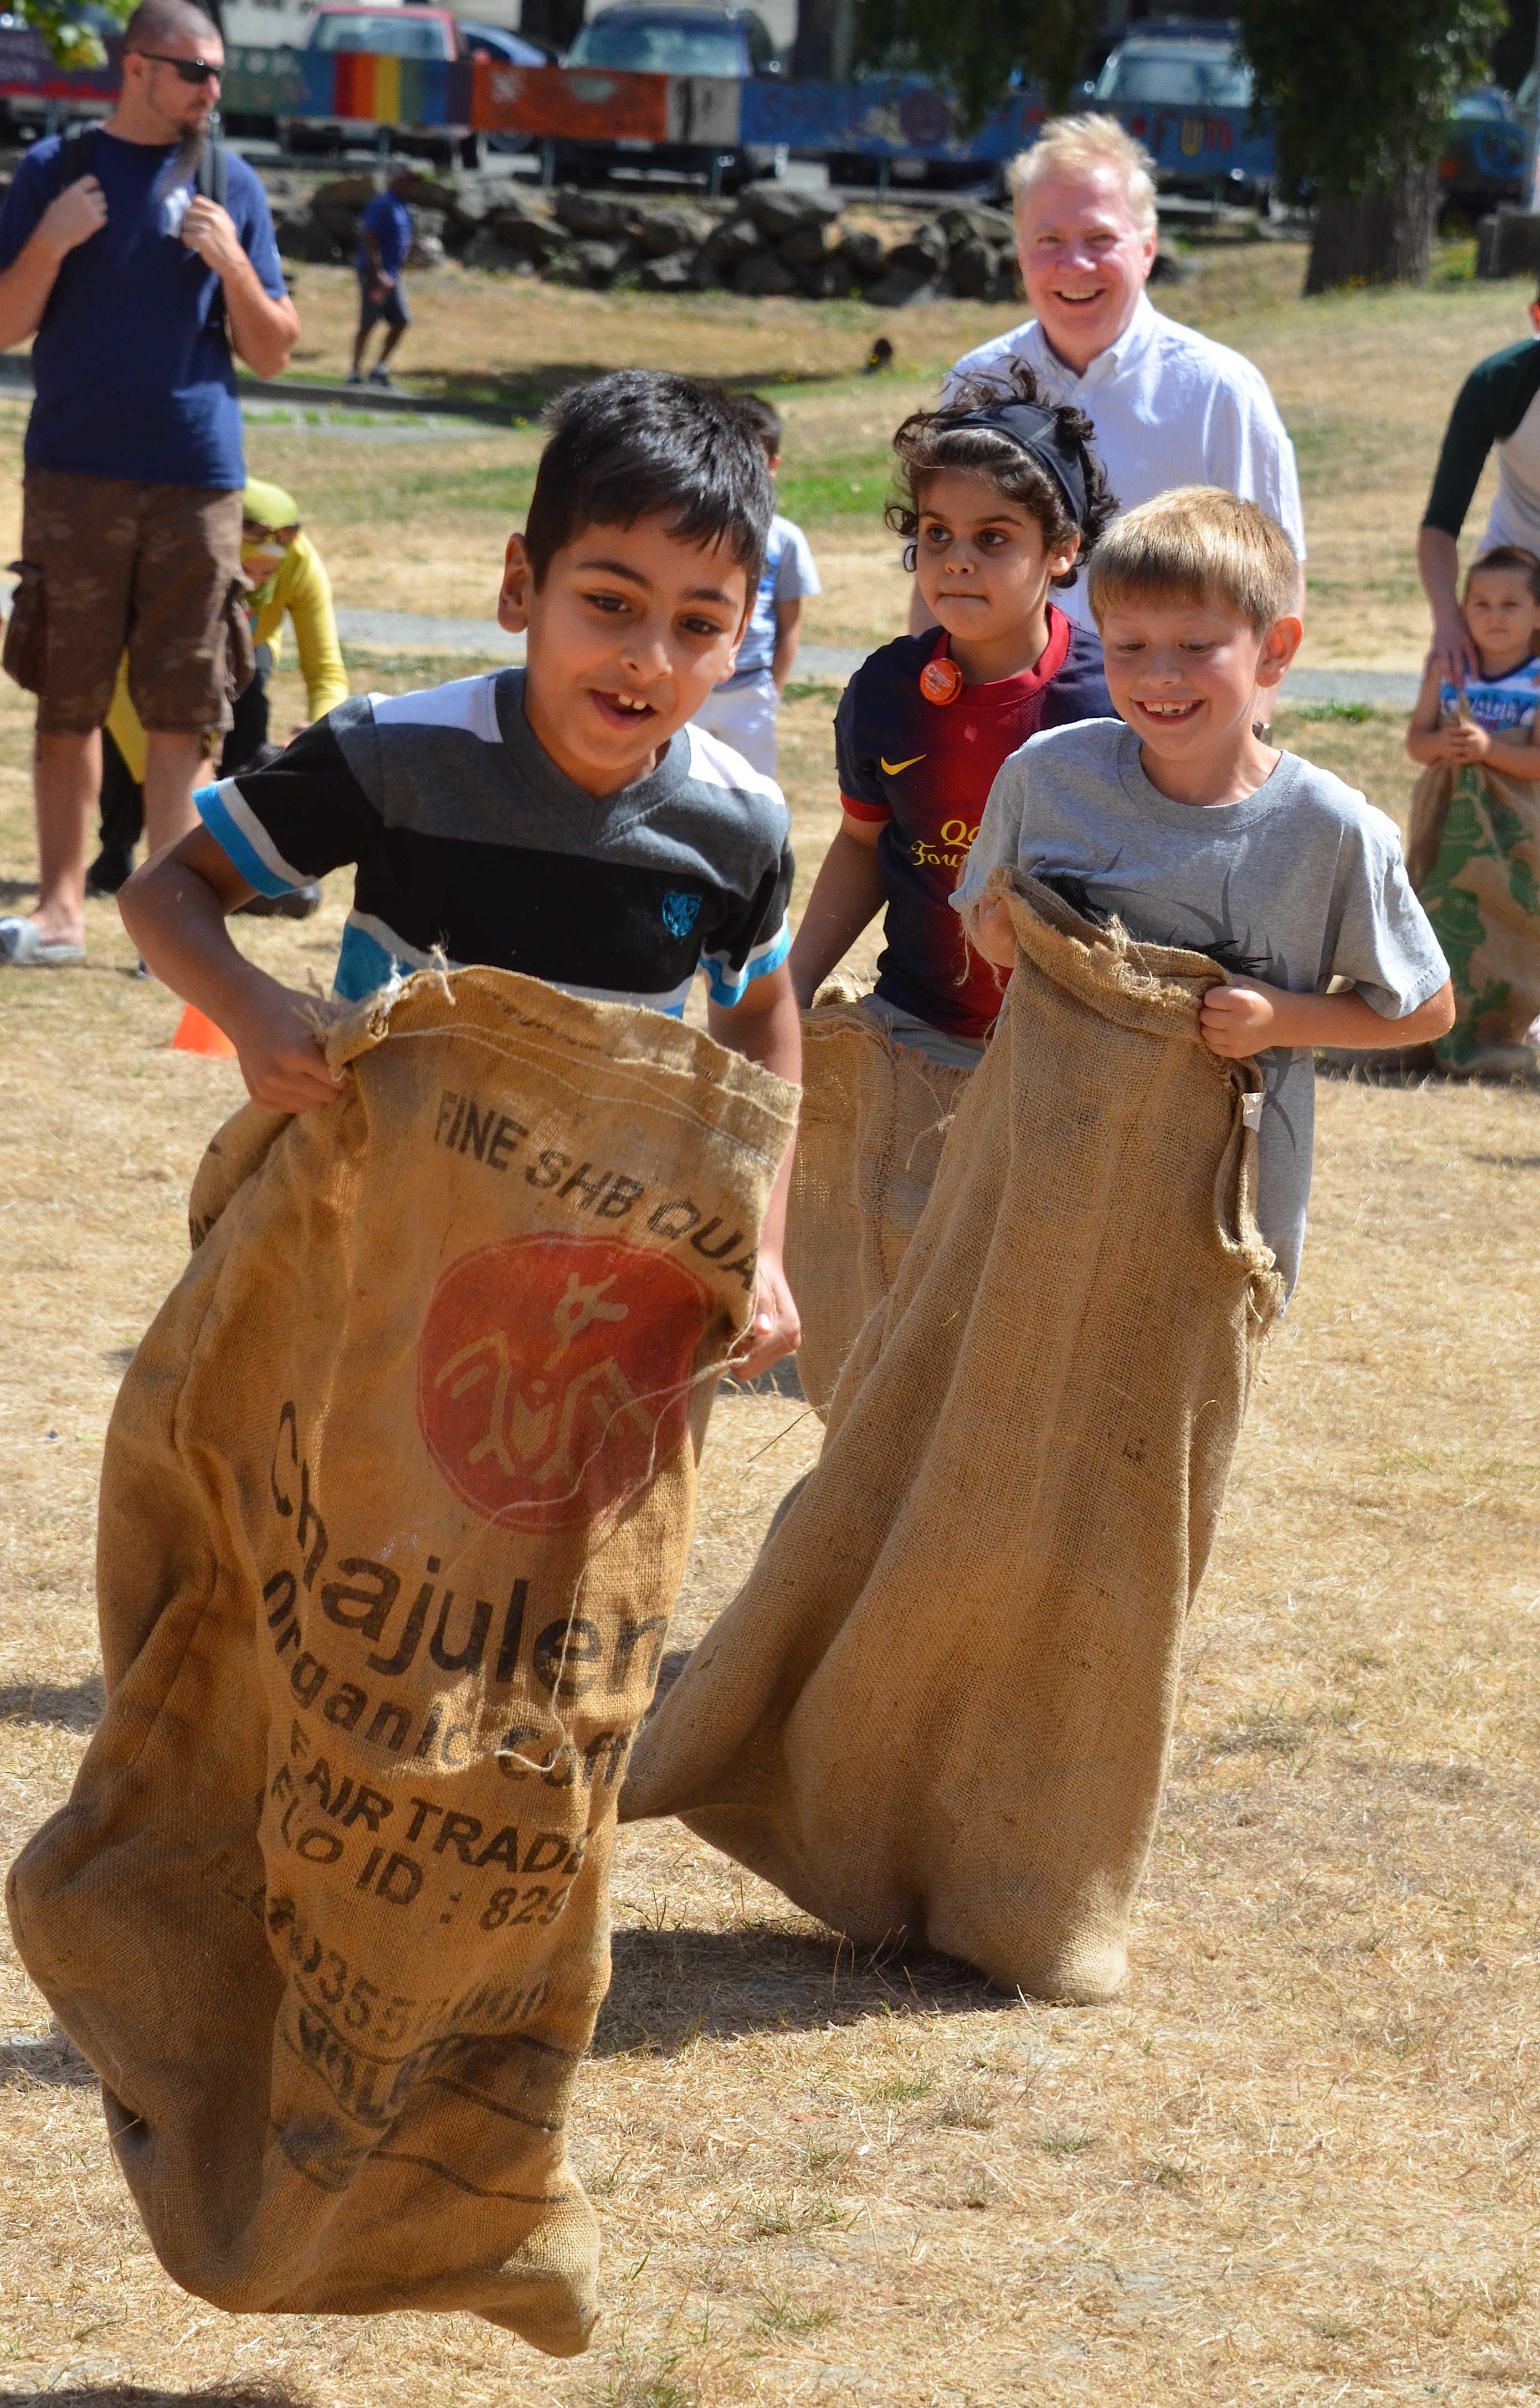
[1420,291,1540,686]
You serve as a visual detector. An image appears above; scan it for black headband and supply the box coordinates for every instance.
[942,402,1090,533]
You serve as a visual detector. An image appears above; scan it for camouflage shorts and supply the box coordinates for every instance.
[5,469,249,737]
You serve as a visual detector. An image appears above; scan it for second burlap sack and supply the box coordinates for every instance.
[1406,757,1540,1068]
[8,968,795,2353]
[623,878,1282,2005]
[784,1001,973,1413]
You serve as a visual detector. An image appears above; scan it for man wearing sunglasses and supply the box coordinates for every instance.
[0,0,299,966]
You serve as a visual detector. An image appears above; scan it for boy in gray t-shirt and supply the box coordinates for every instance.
[954,488,1454,1294]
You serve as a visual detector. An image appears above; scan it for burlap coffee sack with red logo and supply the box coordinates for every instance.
[624,878,1282,2006]
[8,966,795,2352]
[784,1000,972,1414]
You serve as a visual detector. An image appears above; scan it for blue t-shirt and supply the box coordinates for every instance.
[357,191,412,278]
[721,512,821,687]
[0,128,286,490]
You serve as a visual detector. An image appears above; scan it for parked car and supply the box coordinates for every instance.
[552,3,784,190]
[1437,85,1525,219]
[459,20,550,67]
[278,3,484,163]
[1088,19,1273,210]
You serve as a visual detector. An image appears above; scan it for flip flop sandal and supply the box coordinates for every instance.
[0,917,85,968]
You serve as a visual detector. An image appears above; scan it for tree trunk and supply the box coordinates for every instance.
[520,0,585,54]
[1304,163,1439,295]
[793,0,854,81]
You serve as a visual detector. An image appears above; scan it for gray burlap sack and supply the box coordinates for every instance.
[623,878,1281,2005]
[784,1002,972,1414]
[8,967,795,2350]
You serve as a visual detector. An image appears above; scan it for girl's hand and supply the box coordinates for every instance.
[231,986,347,1112]
[1441,721,1490,763]
[734,1250,800,1382]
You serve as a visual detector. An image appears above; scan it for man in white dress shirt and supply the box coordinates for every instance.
[913,115,1305,635]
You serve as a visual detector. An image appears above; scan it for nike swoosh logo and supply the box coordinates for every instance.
[880,753,926,775]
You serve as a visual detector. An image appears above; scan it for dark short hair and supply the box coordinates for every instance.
[734,393,782,465]
[885,362,1116,590]
[1466,544,1540,604]
[524,372,773,593]
[124,0,219,49]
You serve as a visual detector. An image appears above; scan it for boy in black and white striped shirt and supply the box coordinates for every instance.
[122,370,803,1375]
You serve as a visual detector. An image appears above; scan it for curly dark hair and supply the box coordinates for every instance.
[884,362,1117,591]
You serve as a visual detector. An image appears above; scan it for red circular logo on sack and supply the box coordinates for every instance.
[418,1234,712,1532]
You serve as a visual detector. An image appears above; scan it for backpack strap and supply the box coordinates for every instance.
[58,121,95,188]
[195,133,228,207]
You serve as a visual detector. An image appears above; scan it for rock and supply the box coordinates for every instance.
[937,200,1015,248]
[693,215,761,284]
[838,226,888,275]
[777,219,833,268]
[638,251,696,291]
[387,169,454,208]
[490,210,570,260]
[886,219,949,275]
[273,206,312,261]
[1149,242,1194,284]
[798,254,855,300]
[736,180,843,242]
[733,250,799,297]
[567,236,633,285]
[552,187,638,238]
[461,225,512,270]
[637,204,713,257]
[408,230,445,269]
[864,264,942,308]
[947,236,997,299]
[987,255,1023,303]
[309,172,378,210]
[301,217,351,265]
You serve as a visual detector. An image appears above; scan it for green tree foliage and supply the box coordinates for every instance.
[1234,0,1505,197]
[24,0,132,70]
[849,0,1098,128]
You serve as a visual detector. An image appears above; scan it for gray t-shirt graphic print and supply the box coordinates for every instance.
[953,719,1449,1294]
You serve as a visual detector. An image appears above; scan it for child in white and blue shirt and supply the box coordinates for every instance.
[692,394,820,779]
[1407,544,1540,784]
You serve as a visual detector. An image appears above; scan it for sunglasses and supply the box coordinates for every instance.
[134,50,223,83]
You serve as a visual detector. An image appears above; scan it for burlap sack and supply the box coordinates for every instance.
[1408,759,1540,1066]
[8,968,795,2350]
[784,1003,972,1413]
[623,878,1282,2005]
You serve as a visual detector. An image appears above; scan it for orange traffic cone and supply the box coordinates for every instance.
[171,1002,238,1059]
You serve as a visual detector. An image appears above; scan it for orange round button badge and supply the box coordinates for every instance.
[919,654,963,706]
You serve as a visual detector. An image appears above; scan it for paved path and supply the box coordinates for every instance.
[335,609,1420,707]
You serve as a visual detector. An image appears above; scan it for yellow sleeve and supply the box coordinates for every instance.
[105,654,148,785]
[266,534,350,722]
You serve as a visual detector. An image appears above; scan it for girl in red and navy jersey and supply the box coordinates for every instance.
[788,367,1117,1067]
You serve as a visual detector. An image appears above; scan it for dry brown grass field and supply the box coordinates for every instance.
[1,248,1539,2407]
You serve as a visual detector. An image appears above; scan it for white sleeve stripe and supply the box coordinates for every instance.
[210,778,310,888]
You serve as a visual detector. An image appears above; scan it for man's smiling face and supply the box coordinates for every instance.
[1014,164,1157,377]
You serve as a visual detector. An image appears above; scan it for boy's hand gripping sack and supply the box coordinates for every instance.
[7,969,795,2352]
[624,879,1281,2005]
[784,996,973,1415]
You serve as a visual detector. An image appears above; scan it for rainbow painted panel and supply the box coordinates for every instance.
[297,49,473,127]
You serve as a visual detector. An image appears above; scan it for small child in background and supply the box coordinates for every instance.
[788,364,1116,1069]
[1406,545,1540,781]
[957,488,1456,1296]
[691,394,820,779]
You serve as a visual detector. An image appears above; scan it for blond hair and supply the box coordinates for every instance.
[1009,114,1158,238]
[1086,487,1301,634]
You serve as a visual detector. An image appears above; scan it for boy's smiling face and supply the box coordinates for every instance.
[1098,588,1302,805]
[499,514,752,797]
